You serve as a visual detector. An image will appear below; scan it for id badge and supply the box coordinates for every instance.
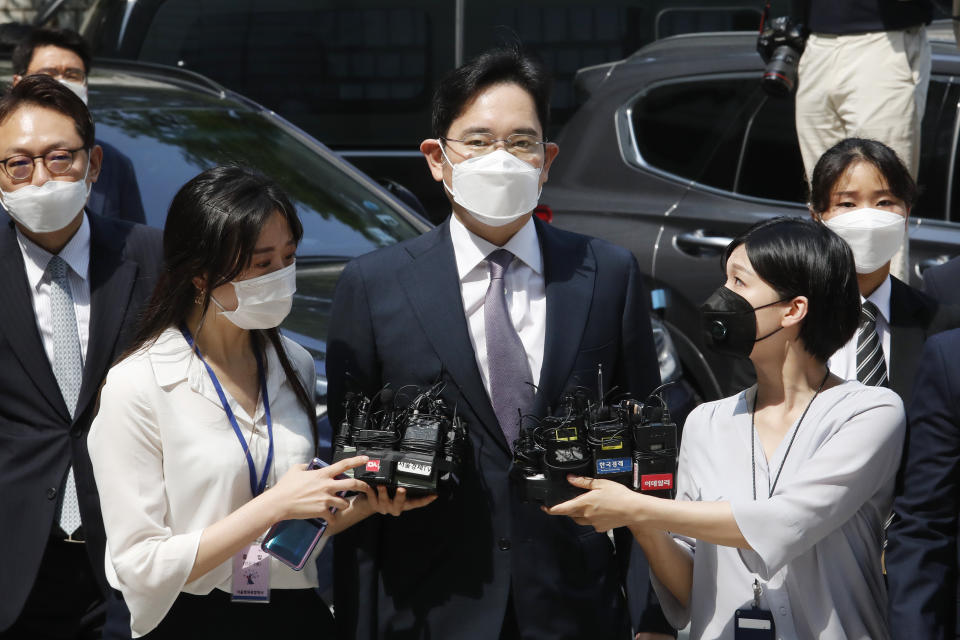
[734,607,776,640]
[231,544,271,603]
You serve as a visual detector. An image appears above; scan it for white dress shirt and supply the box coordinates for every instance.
[88,328,322,637]
[652,381,905,640]
[16,214,91,364]
[448,214,546,396]
[828,275,891,380]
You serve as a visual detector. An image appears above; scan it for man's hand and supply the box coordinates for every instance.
[365,485,437,516]
[544,475,643,532]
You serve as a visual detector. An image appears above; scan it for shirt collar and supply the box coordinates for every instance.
[149,326,286,407]
[15,213,91,289]
[863,275,892,323]
[448,214,543,280]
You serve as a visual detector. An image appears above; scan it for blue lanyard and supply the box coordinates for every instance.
[180,325,274,497]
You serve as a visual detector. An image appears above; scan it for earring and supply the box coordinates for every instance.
[194,289,204,305]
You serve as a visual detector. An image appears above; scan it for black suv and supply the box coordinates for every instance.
[541,30,960,400]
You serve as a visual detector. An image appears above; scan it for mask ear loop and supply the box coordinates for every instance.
[437,139,452,165]
[752,297,791,343]
[209,294,228,313]
[436,139,458,197]
[80,154,93,197]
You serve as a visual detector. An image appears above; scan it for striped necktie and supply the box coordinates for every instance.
[857,301,888,387]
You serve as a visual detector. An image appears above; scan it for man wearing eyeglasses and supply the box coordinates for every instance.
[328,46,671,640]
[10,26,146,224]
[0,75,161,639]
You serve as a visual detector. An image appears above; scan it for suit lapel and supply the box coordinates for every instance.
[887,277,934,402]
[532,219,596,417]
[0,221,70,419]
[76,215,139,419]
[398,222,508,452]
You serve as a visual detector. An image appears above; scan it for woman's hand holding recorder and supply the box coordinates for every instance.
[268,455,372,523]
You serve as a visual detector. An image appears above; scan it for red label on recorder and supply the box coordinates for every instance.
[641,473,673,491]
[366,460,381,472]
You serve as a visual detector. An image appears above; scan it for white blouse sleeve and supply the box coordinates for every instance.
[88,360,203,637]
[649,404,702,629]
[730,389,905,579]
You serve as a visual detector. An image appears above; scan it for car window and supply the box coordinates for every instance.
[462,4,780,139]
[630,76,762,192]
[94,106,421,258]
[916,78,958,221]
[736,94,806,204]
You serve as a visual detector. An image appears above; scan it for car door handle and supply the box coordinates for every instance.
[676,230,734,256]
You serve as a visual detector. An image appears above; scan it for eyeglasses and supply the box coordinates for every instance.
[0,147,86,181]
[441,133,547,160]
[33,67,86,83]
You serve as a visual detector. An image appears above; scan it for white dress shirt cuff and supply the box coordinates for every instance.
[113,528,204,638]
[730,499,802,579]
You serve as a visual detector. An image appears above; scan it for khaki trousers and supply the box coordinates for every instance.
[796,26,930,281]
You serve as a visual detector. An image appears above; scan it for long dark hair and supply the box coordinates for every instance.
[127,165,315,446]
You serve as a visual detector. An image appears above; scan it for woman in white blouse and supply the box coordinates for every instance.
[89,166,433,638]
[548,217,906,639]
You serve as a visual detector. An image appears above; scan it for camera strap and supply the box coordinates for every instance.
[750,368,829,500]
[180,324,275,498]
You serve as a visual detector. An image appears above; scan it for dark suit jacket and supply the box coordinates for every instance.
[0,213,162,631]
[886,328,960,640]
[327,218,664,640]
[88,140,146,225]
[922,257,960,305]
[888,276,960,403]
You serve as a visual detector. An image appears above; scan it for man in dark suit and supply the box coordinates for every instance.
[12,26,146,224]
[886,277,960,400]
[885,328,960,639]
[0,76,161,638]
[327,47,671,640]
[922,256,960,305]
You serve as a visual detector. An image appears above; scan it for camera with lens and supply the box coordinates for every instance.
[511,368,678,507]
[756,15,807,97]
[333,383,466,497]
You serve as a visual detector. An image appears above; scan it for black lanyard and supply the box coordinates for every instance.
[751,369,829,500]
[180,325,274,497]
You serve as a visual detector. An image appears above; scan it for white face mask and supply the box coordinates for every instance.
[823,207,906,274]
[58,79,88,105]
[439,144,542,227]
[0,160,91,233]
[211,262,297,330]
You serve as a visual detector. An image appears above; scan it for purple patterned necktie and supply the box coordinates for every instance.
[484,249,534,445]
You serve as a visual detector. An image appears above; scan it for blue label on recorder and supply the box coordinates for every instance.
[596,457,633,475]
